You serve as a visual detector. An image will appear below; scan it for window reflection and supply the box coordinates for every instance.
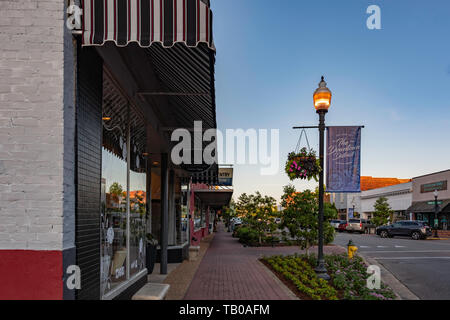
[129,138,147,277]
[101,146,128,296]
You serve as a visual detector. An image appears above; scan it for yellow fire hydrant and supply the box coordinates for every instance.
[347,240,358,259]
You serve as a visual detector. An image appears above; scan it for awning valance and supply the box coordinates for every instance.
[82,0,214,49]
[407,199,450,213]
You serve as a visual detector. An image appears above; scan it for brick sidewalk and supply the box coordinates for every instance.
[184,222,345,300]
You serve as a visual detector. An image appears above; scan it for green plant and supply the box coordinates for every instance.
[372,197,393,226]
[285,147,321,181]
[264,254,395,300]
[280,185,337,255]
[236,192,277,244]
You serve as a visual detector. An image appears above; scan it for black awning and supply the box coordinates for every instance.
[194,188,233,208]
[407,199,450,213]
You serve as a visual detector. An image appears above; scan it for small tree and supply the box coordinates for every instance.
[372,197,393,226]
[236,192,277,244]
[281,185,337,255]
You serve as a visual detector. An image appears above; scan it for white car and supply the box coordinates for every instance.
[330,219,345,230]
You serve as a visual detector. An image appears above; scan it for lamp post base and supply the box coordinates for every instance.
[315,261,330,280]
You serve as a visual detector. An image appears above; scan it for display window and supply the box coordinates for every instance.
[100,70,148,297]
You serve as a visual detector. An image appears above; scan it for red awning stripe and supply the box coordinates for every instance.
[82,0,214,50]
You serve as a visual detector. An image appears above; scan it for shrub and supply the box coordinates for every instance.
[236,227,259,244]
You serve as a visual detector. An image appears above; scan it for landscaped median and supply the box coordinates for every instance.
[261,253,396,300]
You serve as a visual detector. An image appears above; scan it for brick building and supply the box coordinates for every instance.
[0,0,231,300]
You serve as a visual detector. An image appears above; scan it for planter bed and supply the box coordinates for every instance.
[261,253,396,300]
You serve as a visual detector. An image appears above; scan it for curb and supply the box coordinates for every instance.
[336,245,419,300]
[426,237,449,241]
[359,254,420,300]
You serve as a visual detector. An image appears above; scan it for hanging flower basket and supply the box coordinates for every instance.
[285,147,321,181]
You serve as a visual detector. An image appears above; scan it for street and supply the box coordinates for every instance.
[333,232,450,300]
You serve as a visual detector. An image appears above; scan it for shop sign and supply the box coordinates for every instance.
[421,181,447,193]
[218,168,233,186]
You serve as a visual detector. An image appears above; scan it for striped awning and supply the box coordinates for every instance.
[82,0,214,49]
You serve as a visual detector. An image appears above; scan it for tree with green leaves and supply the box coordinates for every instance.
[221,198,236,229]
[372,197,393,226]
[236,192,277,244]
[281,185,337,255]
[109,182,123,197]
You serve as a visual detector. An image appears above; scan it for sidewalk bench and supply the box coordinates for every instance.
[132,283,170,300]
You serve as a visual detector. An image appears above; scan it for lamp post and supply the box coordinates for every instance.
[313,76,332,280]
[434,189,439,238]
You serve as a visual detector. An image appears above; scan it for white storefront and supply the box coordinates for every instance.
[360,182,412,220]
[329,193,361,220]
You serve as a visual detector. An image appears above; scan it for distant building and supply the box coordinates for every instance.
[407,169,450,230]
[330,176,411,220]
[361,182,412,221]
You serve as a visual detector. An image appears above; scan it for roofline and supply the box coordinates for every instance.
[412,169,450,180]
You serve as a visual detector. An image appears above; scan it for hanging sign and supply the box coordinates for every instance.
[326,126,362,193]
[218,167,233,186]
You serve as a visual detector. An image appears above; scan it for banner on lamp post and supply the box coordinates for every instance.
[326,126,362,193]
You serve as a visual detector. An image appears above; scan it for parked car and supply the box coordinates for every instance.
[337,222,347,232]
[346,218,375,233]
[330,219,346,230]
[376,220,432,240]
[231,218,242,231]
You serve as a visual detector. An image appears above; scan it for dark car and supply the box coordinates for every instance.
[376,220,432,240]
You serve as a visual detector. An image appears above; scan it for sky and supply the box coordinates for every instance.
[210,0,450,203]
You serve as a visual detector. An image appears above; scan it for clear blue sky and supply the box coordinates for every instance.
[211,0,450,202]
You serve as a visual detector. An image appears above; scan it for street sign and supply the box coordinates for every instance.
[427,201,442,205]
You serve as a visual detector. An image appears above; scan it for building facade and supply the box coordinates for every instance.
[408,170,450,230]
[360,182,412,221]
[329,176,410,220]
[0,0,231,300]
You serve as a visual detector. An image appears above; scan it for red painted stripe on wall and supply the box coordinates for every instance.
[0,250,63,300]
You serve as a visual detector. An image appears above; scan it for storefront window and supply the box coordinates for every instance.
[101,140,128,296]
[180,186,189,243]
[129,137,147,277]
[194,197,202,230]
[101,71,148,297]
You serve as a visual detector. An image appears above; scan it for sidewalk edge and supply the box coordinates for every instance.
[257,259,300,300]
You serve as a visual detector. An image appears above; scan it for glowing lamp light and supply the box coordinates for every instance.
[102,117,111,121]
[313,76,332,112]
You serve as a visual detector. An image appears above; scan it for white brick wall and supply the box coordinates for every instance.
[0,0,71,251]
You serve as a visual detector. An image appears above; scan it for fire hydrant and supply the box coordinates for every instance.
[347,240,358,259]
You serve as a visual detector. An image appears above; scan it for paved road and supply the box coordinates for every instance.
[333,232,450,300]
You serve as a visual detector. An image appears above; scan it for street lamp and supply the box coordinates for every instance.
[313,76,331,280]
[434,189,439,238]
